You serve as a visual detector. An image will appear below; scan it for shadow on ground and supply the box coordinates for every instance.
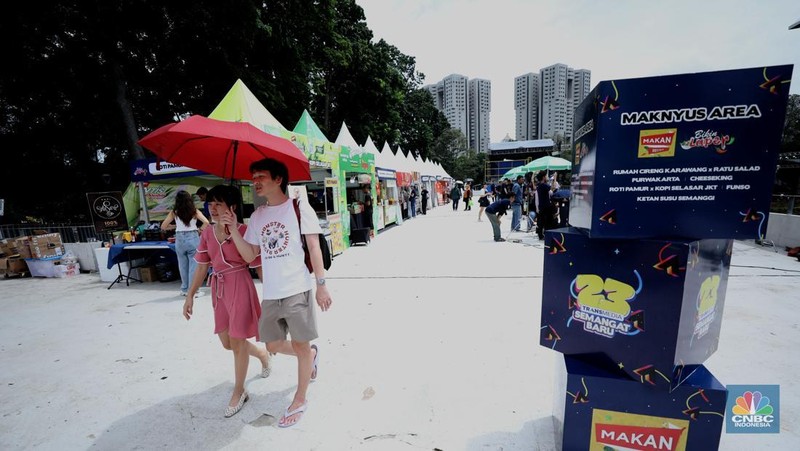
[91,383,294,449]
[466,416,555,451]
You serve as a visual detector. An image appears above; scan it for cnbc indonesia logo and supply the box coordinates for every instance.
[727,386,780,433]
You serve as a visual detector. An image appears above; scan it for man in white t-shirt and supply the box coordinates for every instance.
[227,158,332,428]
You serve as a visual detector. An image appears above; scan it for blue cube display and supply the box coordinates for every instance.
[569,65,793,239]
[540,227,732,391]
[553,355,727,451]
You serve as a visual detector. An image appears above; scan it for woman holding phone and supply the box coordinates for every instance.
[182,185,270,418]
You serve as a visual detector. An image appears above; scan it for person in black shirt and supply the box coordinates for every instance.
[484,194,515,242]
[535,171,555,240]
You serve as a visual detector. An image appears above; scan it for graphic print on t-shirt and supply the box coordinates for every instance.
[261,221,290,259]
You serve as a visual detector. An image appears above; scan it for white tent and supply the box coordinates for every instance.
[334,122,363,156]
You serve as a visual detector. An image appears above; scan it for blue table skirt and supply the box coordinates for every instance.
[107,241,177,269]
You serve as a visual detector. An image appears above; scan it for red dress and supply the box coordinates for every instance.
[195,224,262,339]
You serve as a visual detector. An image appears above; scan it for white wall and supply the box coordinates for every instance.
[765,213,800,249]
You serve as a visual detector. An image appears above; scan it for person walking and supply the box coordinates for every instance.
[450,184,462,211]
[182,185,270,418]
[420,186,429,215]
[161,190,210,296]
[510,176,524,232]
[409,186,418,218]
[463,183,472,211]
[230,158,332,429]
[477,188,491,222]
[484,194,515,242]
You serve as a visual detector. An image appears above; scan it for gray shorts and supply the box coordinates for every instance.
[258,290,318,344]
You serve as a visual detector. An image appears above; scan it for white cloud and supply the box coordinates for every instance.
[358,0,800,142]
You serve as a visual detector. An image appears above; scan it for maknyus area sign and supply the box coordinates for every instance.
[569,65,793,240]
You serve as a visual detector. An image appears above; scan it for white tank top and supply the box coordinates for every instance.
[174,212,198,232]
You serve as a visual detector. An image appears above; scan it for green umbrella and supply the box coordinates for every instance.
[523,155,572,172]
[500,166,527,180]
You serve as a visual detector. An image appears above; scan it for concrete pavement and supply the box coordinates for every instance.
[1,201,798,450]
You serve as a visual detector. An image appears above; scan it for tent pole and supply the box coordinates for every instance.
[230,141,239,185]
[138,181,150,223]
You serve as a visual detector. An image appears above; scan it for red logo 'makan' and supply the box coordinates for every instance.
[595,423,686,451]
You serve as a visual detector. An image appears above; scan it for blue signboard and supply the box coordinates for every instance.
[540,227,732,391]
[569,65,793,240]
[130,158,207,182]
[554,355,727,451]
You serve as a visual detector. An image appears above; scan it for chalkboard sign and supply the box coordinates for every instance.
[86,191,128,232]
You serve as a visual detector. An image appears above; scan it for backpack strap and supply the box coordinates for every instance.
[293,199,313,273]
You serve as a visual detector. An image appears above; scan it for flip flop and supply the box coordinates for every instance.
[310,344,319,381]
[278,401,307,428]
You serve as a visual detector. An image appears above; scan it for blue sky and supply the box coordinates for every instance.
[357,0,800,142]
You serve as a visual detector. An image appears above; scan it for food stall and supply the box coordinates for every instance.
[284,123,345,256]
[375,167,398,229]
[339,145,375,247]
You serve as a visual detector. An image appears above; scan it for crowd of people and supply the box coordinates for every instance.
[447,171,568,243]
[165,165,564,424]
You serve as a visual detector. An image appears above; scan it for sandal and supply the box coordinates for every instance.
[310,344,319,381]
[278,401,307,428]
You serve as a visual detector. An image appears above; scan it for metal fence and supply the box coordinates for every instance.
[0,224,114,244]
[771,194,799,215]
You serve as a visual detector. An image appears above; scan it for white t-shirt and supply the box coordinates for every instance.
[244,197,322,300]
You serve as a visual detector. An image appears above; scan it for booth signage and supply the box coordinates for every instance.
[87,191,128,232]
[376,168,396,179]
[130,158,206,181]
[569,64,793,239]
[324,177,339,187]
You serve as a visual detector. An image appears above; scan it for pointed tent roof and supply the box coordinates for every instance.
[374,141,388,169]
[335,122,361,159]
[395,146,409,173]
[209,79,287,133]
[405,150,420,173]
[334,121,360,151]
[293,109,329,142]
[364,136,380,155]
[380,142,400,171]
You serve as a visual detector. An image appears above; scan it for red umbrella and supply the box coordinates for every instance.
[138,115,311,182]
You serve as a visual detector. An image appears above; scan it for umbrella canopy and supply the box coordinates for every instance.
[138,115,311,182]
[524,155,572,172]
[500,165,528,180]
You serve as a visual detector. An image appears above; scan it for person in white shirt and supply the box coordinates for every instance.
[227,158,332,428]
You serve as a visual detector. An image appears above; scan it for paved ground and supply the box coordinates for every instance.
[1,201,798,450]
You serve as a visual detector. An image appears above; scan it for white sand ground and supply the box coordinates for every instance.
[1,203,798,450]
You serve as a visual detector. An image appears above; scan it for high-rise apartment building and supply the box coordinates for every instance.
[425,74,492,153]
[468,78,492,153]
[515,63,591,145]
[514,73,540,141]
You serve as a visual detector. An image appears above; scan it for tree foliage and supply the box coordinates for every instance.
[0,0,458,223]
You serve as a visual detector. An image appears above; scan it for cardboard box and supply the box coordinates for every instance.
[0,256,29,274]
[139,266,158,282]
[0,239,16,256]
[569,64,793,239]
[12,236,32,259]
[540,227,732,391]
[30,233,64,259]
[553,355,726,451]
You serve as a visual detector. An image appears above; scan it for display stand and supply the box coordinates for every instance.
[106,241,176,289]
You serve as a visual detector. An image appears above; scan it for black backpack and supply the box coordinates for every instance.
[293,199,333,272]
